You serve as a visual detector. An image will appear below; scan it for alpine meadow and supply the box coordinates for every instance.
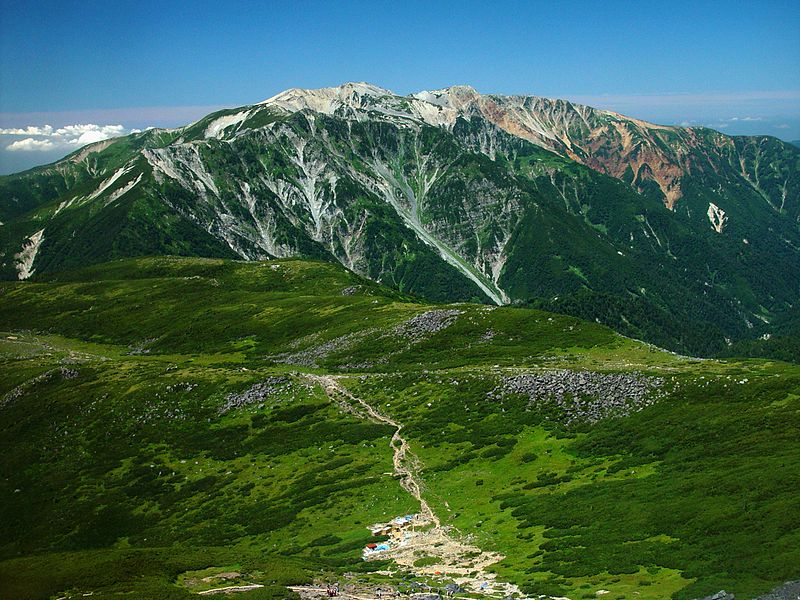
[2,3,800,599]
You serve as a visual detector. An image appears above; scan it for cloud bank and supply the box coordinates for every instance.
[1,123,130,152]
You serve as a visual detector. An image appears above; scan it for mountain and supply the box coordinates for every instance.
[1,256,799,599]
[1,83,798,356]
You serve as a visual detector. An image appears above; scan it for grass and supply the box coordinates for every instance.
[0,256,798,599]
[347,367,800,599]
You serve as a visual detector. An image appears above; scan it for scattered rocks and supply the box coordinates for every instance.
[337,361,376,371]
[128,338,158,355]
[2,367,81,409]
[269,310,461,369]
[271,330,376,368]
[444,583,463,595]
[60,367,79,379]
[340,286,360,296]
[696,592,735,600]
[489,369,666,426]
[166,382,197,393]
[392,309,463,342]
[220,376,291,414]
[1,385,25,408]
[755,580,800,600]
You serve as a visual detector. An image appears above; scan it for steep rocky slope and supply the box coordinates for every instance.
[1,83,798,355]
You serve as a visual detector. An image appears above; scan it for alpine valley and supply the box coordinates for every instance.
[1,84,800,600]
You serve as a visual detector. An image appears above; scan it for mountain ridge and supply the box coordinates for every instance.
[1,82,798,357]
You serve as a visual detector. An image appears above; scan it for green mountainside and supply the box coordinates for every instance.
[1,257,798,599]
[1,83,798,357]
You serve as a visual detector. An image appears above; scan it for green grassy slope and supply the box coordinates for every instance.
[0,257,798,599]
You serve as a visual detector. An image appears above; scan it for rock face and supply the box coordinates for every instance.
[416,85,686,207]
[413,85,798,215]
[1,82,798,356]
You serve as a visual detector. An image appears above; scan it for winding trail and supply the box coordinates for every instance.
[308,374,439,527]
[198,584,264,595]
[306,374,522,598]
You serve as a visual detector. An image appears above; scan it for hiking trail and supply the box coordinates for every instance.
[307,374,523,598]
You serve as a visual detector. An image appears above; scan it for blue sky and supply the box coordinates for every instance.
[1,0,799,173]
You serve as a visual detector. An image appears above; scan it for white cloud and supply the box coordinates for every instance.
[6,138,56,151]
[0,125,54,135]
[775,123,790,129]
[2,123,136,152]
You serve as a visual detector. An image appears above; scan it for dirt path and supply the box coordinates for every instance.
[309,374,439,527]
[198,584,265,595]
[307,375,522,598]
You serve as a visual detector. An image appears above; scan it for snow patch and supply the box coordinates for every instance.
[15,229,45,280]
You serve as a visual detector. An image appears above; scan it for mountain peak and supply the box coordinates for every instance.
[261,82,392,105]
[338,81,394,96]
[411,85,481,108]
[259,82,396,116]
